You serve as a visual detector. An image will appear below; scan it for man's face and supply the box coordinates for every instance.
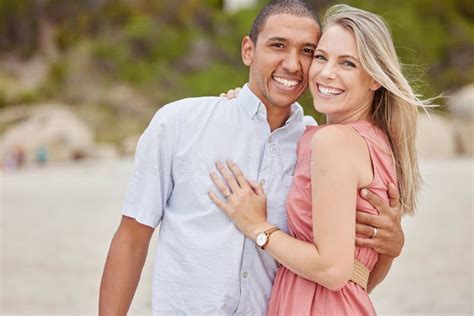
[243,14,320,111]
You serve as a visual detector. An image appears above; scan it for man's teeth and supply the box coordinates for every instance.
[318,85,343,96]
[273,77,299,88]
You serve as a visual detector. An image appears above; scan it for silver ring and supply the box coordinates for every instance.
[223,191,232,198]
[371,227,378,239]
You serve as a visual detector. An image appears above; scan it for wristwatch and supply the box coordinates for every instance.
[255,226,280,250]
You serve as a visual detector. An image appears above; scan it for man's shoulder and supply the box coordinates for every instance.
[163,96,225,111]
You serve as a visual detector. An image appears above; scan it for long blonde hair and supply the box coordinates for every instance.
[323,4,429,215]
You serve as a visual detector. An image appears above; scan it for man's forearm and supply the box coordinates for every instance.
[367,254,394,293]
[99,230,150,315]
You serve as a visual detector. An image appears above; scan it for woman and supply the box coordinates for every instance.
[208,4,426,315]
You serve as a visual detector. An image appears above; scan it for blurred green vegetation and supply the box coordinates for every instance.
[0,0,473,140]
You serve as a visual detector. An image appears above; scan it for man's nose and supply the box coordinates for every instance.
[282,50,301,73]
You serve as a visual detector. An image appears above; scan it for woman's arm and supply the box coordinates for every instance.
[208,125,371,291]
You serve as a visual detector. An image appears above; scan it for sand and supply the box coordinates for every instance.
[1,158,473,315]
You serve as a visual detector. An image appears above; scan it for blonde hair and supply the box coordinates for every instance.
[323,4,429,215]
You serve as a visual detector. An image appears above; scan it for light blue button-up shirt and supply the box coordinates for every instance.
[123,84,316,315]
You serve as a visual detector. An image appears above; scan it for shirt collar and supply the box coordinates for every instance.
[237,84,262,119]
[238,84,304,125]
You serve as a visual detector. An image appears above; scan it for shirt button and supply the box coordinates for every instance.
[242,272,249,278]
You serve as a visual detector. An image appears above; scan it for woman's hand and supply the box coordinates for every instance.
[219,87,242,99]
[208,160,270,239]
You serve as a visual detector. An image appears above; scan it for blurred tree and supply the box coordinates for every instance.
[0,0,472,124]
[0,0,40,57]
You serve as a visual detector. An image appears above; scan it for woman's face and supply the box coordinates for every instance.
[308,24,380,124]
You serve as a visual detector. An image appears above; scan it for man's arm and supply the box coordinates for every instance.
[355,183,404,293]
[99,216,154,315]
[98,104,176,314]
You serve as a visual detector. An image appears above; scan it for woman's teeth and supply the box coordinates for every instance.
[273,76,299,88]
[318,85,343,96]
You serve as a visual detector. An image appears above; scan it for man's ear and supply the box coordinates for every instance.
[241,36,255,66]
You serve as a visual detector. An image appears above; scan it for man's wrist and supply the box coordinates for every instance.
[378,253,396,262]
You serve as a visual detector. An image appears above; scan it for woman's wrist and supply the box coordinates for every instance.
[250,222,275,240]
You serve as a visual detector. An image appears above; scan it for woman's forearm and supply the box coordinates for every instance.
[261,229,353,291]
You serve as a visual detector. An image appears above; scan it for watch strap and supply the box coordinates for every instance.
[265,226,280,236]
[261,226,280,249]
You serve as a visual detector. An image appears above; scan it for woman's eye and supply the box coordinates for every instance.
[342,61,356,68]
[314,54,326,61]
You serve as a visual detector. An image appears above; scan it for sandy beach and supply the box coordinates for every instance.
[1,157,473,315]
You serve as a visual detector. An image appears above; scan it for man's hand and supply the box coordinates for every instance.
[355,183,404,258]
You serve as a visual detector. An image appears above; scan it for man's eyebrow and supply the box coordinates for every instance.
[304,43,317,49]
[267,37,317,48]
[267,37,288,42]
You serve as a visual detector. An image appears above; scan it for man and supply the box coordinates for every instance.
[99,1,404,315]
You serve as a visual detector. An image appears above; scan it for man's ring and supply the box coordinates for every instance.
[371,227,378,238]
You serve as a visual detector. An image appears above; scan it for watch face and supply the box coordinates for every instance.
[256,232,267,247]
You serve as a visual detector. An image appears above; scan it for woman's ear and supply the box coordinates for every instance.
[370,80,382,91]
[241,36,255,66]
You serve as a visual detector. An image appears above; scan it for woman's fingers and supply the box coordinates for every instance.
[249,180,265,196]
[226,161,250,190]
[215,161,240,193]
[208,190,230,214]
[210,171,232,198]
[219,87,242,99]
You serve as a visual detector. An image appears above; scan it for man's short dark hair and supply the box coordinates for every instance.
[249,0,320,44]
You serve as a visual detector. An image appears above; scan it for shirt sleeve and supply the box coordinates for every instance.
[122,105,177,228]
[304,115,318,126]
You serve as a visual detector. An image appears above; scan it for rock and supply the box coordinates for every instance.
[89,144,119,160]
[448,84,474,120]
[447,84,474,156]
[416,113,457,159]
[0,56,49,104]
[0,104,95,165]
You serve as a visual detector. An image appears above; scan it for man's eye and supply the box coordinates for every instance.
[303,48,315,55]
[271,43,284,49]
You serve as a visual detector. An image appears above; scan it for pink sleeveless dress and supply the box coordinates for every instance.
[267,121,397,316]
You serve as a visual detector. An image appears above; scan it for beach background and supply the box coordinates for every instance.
[2,157,473,315]
[1,0,473,315]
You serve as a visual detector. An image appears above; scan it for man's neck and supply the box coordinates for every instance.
[246,84,294,132]
[265,105,292,132]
